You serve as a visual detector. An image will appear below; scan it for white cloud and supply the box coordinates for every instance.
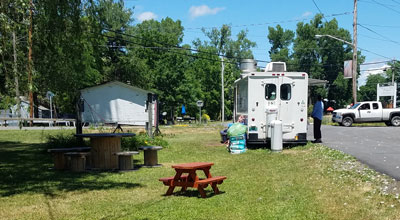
[189,5,225,19]
[301,11,313,18]
[358,64,390,86]
[137,12,158,22]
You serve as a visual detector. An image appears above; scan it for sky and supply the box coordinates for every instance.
[123,0,400,86]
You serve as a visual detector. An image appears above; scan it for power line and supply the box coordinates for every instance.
[358,33,398,43]
[103,28,253,61]
[361,60,397,65]
[357,23,400,28]
[370,0,400,15]
[360,67,390,72]
[100,33,240,65]
[185,12,352,30]
[358,24,400,46]
[357,47,393,60]
[100,28,398,68]
[311,0,328,22]
[358,0,399,7]
[95,41,398,66]
[392,0,400,6]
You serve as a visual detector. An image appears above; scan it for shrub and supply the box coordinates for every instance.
[121,133,168,151]
[201,113,210,123]
[46,133,89,149]
[308,104,314,116]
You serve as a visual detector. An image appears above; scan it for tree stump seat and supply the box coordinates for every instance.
[64,152,90,172]
[139,146,163,167]
[47,147,91,170]
[114,151,139,170]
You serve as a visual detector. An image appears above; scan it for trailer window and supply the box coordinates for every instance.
[280,84,291,100]
[265,84,276,100]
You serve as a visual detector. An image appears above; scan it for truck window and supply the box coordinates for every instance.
[265,84,276,100]
[373,103,379,109]
[359,103,370,110]
[280,84,291,100]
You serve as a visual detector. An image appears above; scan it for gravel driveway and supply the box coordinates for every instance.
[309,125,400,180]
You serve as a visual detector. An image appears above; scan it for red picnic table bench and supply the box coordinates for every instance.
[159,162,226,198]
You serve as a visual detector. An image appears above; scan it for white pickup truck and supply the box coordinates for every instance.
[332,101,400,127]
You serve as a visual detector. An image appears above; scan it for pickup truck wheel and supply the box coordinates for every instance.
[342,117,353,127]
[391,116,400,127]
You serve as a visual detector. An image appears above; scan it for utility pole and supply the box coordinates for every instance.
[147,93,153,138]
[28,0,34,124]
[221,56,225,122]
[352,0,358,104]
[13,31,20,119]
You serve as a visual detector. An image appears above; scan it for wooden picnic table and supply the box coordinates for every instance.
[159,162,226,198]
[75,133,135,170]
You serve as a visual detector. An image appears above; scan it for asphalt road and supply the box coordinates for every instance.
[309,125,400,180]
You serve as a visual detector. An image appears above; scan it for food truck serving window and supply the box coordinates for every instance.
[280,84,291,100]
[265,84,276,100]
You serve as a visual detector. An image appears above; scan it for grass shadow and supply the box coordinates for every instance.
[0,141,143,197]
[164,189,226,198]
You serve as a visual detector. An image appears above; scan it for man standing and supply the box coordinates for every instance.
[311,95,324,143]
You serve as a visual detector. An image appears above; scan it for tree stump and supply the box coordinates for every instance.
[114,151,139,170]
[139,146,163,167]
[65,152,89,172]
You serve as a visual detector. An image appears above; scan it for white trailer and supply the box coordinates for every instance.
[233,61,308,144]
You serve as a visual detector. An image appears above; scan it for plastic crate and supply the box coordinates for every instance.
[229,135,246,154]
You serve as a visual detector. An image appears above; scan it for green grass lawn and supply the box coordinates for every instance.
[0,125,399,219]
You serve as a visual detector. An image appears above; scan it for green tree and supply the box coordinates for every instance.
[292,14,364,107]
[358,74,387,101]
[33,0,103,113]
[128,18,198,120]
[385,61,400,84]
[0,0,30,109]
[267,25,294,63]
[197,25,256,120]
[95,0,133,81]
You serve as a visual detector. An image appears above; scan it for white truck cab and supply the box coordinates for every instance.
[332,101,400,126]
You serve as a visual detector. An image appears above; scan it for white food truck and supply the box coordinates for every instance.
[233,60,309,145]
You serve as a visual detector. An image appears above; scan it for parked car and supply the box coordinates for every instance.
[332,101,400,127]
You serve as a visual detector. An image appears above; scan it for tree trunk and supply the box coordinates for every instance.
[13,31,21,118]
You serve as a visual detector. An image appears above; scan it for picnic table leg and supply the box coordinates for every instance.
[198,185,207,198]
[202,167,212,178]
[166,186,176,195]
[181,170,196,192]
[211,182,220,194]
[166,170,183,196]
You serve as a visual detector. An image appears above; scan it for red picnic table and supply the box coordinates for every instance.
[159,162,226,198]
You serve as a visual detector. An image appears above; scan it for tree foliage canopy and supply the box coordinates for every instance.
[0,0,256,120]
[1,2,397,120]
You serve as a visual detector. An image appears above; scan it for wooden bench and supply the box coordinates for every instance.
[65,152,90,172]
[48,147,91,170]
[114,151,139,170]
[159,175,189,186]
[196,176,227,198]
[159,175,190,192]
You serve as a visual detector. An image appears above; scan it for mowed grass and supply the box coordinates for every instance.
[0,125,400,219]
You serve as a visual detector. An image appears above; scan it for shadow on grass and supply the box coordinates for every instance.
[0,141,143,197]
[163,189,226,198]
